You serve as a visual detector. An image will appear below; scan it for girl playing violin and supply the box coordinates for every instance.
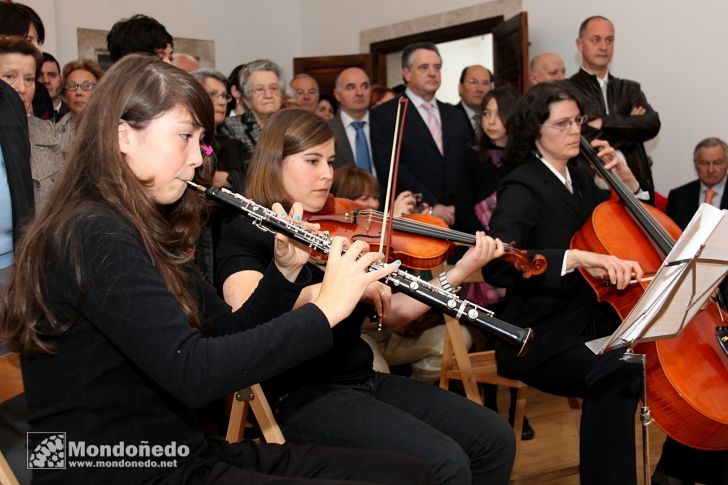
[216,108,516,485]
[0,55,436,485]
[483,82,644,485]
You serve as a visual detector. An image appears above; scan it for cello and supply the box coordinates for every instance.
[571,136,728,450]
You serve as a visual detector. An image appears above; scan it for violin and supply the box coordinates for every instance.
[188,182,534,356]
[307,195,547,277]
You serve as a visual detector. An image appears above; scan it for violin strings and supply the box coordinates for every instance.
[357,210,476,243]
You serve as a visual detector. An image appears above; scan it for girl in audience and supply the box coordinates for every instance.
[0,54,434,485]
[216,108,516,485]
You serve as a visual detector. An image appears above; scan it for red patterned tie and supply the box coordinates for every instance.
[422,102,443,155]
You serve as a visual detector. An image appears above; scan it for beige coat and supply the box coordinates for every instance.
[29,115,62,208]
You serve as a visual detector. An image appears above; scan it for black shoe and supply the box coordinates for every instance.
[509,415,535,441]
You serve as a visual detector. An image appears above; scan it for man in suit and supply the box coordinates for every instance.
[528,52,566,86]
[370,42,472,227]
[666,137,728,229]
[329,67,374,173]
[568,15,660,203]
[456,64,492,136]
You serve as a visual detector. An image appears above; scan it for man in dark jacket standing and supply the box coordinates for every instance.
[569,15,660,203]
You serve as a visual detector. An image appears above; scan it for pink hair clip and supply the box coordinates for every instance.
[201,143,214,157]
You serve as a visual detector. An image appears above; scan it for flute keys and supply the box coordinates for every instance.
[467,309,479,320]
[409,281,419,290]
[447,299,457,309]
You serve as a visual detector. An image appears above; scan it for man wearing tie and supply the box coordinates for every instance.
[659,136,728,485]
[666,137,728,229]
[370,42,471,227]
[456,65,492,138]
[329,67,374,173]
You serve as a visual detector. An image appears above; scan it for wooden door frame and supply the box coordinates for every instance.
[369,16,505,86]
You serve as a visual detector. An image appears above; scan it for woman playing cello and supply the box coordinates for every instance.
[482,82,644,485]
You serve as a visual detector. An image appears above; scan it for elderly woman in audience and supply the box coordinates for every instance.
[220,59,284,153]
[0,36,61,208]
[190,68,250,283]
[56,58,104,152]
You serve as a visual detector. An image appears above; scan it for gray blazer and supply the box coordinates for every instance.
[29,115,62,208]
[328,113,356,170]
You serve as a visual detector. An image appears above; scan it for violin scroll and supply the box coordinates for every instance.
[502,242,547,279]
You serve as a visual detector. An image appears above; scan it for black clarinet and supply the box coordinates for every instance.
[188,182,533,357]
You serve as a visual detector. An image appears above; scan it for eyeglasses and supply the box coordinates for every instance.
[695,159,727,168]
[65,81,96,92]
[208,91,232,102]
[542,115,588,132]
[251,85,281,97]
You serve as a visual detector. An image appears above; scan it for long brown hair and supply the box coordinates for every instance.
[245,108,333,208]
[0,54,215,354]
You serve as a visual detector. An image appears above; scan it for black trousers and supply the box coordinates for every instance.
[517,313,642,485]
[202,440,435,485]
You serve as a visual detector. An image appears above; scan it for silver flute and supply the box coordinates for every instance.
[188,181,533,356]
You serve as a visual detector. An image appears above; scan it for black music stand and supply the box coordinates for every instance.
[586,203,728,484]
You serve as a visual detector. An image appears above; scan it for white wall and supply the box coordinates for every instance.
[22,0,302,82]
[26,0,728,193]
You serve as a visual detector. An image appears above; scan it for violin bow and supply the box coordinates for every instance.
[378,97,409,262]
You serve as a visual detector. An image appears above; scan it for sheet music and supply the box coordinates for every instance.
[589,204,728,354]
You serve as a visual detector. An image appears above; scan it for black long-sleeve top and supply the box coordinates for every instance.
[215,214,375,404]
[22,206,333,484]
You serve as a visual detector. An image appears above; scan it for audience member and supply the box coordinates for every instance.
[369,84,394,108]
[371,42,472,227]
[569,15,660,203]
[190,68,250,284]
[528,52,566,86]
[456,64,493,135]
[220,59,283,152]
[315,93,336,121]
[172,52,199,71]
[0,54,434,485]
[330,165,456,383]
[226,63,247,116]
[106,14,174,63]
[217,108,516,485]
[330,67,375,172]
[666,137,728,228]
[0,36,61,209]
[37,52,68,123]
[0,2,53,120]
[289,73,319,111]
[55,59,104,153]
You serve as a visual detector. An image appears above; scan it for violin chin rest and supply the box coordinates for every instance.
[717,326,728,357]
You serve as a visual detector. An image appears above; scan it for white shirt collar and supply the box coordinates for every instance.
[340,110,369,127]
[534,151,572,188]
[405,88,437,110]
